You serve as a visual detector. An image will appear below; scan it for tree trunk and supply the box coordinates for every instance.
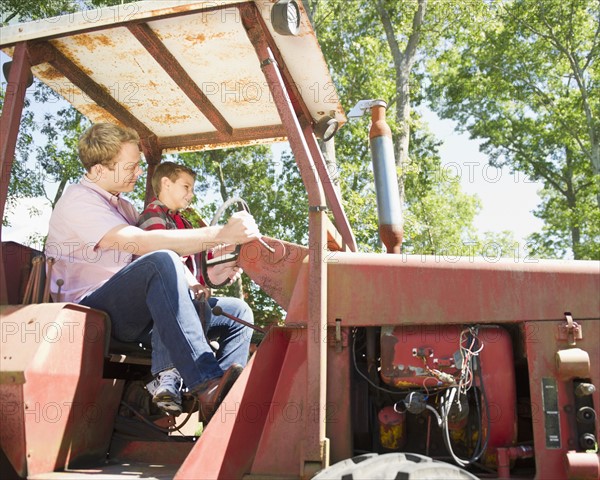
[52,176,69,209]
[376,0,427,206]
[592,142,600,209]
[394,70,410,205]
[534,5,600,208]
[564,148,581,259]
[565,188,581,259]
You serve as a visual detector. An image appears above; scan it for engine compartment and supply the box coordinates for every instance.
[351,325,535,476]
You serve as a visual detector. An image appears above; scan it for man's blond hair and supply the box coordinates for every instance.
[79,123,140,171]
[152,161,197,196]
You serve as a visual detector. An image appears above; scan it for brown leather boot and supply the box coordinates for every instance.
[195,363,243,423]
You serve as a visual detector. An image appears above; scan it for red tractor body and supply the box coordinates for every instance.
[1,2,598,479]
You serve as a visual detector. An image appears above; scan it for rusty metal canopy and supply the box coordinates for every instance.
[0,0,346,153]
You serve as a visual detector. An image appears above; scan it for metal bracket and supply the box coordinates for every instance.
[260,57,277,68]
[557,312,583,346]
[347,99,388,119]
[328,319,348,352]
[309,205,328,212]
[335,319,342,352]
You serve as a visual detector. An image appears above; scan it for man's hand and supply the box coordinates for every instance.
[219,211,261,245]
[190,283,211,300]
[207,263,243,287]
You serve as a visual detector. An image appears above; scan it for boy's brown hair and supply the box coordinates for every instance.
[152,161,197,196]
[78,123,140,171]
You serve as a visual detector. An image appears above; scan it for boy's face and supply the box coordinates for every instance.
[160,172,195,211]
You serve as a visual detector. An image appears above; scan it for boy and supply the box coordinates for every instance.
[138,162,244,415]
[138,162,211,299]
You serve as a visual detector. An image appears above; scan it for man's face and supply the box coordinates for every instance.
[93,142,143,194]
[160,172,195,211]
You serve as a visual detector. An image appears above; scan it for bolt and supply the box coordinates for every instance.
[575,383,596,397]
[576,407,596,424]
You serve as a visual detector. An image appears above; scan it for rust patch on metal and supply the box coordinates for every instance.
[77,103,118,124]
[36,64,63,81]
[162,136,287,154]
[185,33,206,43]
[210,31,228,40]
[150,113,191,124]
[51,41,94,76]
[70,33,115,52]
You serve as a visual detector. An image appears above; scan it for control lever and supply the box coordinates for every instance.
[212,305,266,334]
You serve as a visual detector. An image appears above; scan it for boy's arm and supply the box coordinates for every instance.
[137,205,168,231]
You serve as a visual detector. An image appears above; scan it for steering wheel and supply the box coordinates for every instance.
[200,197,248,289]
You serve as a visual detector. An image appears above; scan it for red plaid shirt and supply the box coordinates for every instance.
[137,198,205,282]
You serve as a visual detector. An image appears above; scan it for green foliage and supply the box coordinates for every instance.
[36,103,89,208]
[1,81,88,229]
[1,0,136,25]
[1,0,79,25]
[528,183,600,259]
[310,0,489,257]
[0,94,44,226]
[427,0,600,258]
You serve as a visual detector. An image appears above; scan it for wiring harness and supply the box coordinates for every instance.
[352,326,492,467]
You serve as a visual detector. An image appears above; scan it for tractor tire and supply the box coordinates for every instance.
[312,452,480,480]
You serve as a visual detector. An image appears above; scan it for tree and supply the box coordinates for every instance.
[1,85,88,249]
[1,0,78,25]
[0,94,43,227]
[427,0,600,259]
[1,0,120,229]
[307,0,496,257]
[375,0,426,172]
[36,98,89,209]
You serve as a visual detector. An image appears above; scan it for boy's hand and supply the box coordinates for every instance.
[207,263,244,287]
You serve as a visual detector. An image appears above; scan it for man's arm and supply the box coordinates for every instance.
[98,211,260,256]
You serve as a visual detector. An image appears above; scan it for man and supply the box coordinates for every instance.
[46,123,259,422]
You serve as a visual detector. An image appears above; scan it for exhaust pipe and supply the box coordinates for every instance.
[349,99,403,253]
[369,101,403,253]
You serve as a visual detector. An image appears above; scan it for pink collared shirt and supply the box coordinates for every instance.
[45,176,139,303]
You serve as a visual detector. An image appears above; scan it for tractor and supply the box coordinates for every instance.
[1,1,599,479]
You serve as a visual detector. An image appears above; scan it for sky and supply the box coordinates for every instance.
[418,108,544,240]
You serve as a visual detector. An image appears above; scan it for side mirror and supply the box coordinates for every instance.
[271,0,301,36]
[2,61,34,88]
[314,115,339,142]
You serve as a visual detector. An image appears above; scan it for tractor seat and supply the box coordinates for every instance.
[2,240,154,378]
[104,337,152,380]
[107,337,152,365]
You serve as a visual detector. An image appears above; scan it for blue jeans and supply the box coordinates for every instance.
[79,250,253,391]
